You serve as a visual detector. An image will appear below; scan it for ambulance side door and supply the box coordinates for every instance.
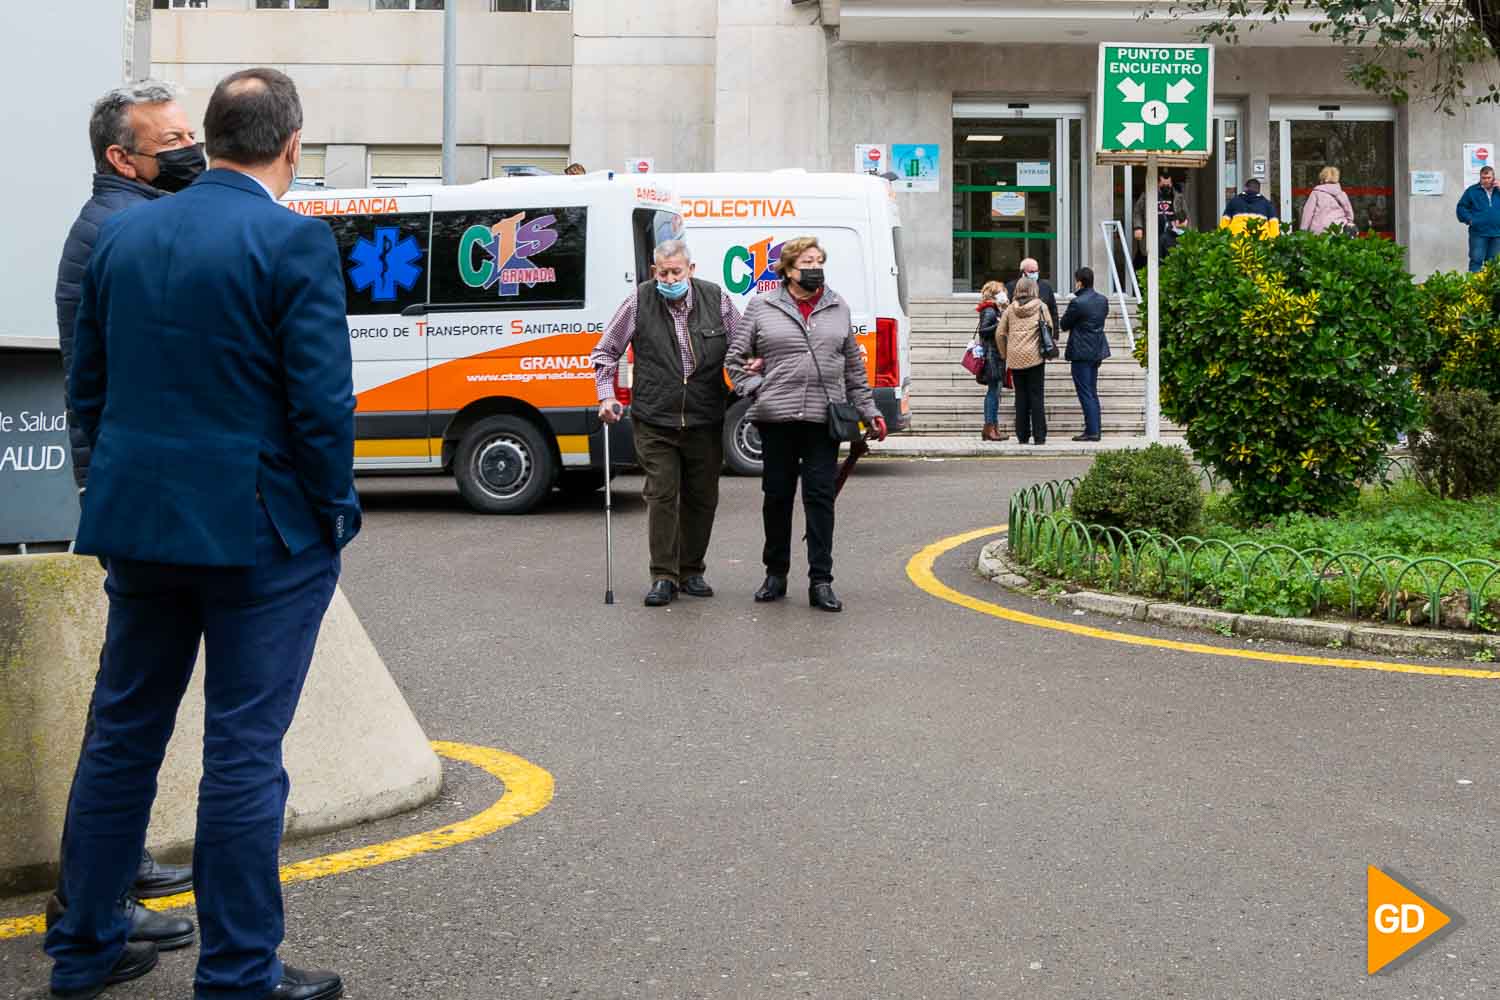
[321,198,435,467]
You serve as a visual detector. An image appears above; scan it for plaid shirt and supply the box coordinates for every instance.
[591,283,742,402]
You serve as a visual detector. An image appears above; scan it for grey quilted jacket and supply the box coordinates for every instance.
[726,284,879,425]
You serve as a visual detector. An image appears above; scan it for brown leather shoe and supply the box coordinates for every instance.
[981,423,998,441]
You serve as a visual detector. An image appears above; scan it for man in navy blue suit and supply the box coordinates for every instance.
[50,68,359,1000]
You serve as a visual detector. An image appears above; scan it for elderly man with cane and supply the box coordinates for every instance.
[591,238,742,607]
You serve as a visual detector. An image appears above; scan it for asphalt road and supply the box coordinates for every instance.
[4,457,1497,999]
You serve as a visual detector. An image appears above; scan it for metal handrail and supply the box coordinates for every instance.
[1100,220,1139,349]
[1006,474,1500,631]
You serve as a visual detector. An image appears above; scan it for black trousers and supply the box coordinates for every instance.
[758,421,839,585]
[1012,364,1047,444]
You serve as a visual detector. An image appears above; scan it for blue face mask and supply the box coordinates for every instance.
[656,279,689,301]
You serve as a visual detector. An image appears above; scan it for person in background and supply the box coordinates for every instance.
[996,277,1048,446]
[1005,257,1059,334]
[564,162,586,175]
[51,67,359,1000]
[1161,211,1189,255]
[1223,176,1277,223]
[1059,266,1111,443]
[1457,164,1500,272]
[726,236,886,613]
[1300,166,1356,234]
[591,239,740,607]
[975,280,1009,441]
[47,78,202,961]
[1133,173,1189,259]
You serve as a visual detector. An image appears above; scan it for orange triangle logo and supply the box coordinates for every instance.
[1367,867,1452,975]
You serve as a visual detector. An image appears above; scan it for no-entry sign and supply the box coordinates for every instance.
[1095,43,1213,165]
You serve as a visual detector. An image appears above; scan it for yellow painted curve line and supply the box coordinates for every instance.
[909,525,1500,681]
[0,740,553,941]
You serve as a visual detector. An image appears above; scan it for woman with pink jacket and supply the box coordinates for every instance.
[1300,165,1356,234]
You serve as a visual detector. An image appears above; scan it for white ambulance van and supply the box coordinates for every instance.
[660,171,913,474]
[281,174,682,514]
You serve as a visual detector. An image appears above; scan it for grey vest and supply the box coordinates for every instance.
[629,278,729,429]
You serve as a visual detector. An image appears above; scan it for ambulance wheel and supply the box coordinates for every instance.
[723,398,763,477]
[454,415,555,514]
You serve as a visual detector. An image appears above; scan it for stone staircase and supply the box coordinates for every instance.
[904,296,1174,438]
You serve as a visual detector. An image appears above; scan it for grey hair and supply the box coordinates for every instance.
[654,239,691,264]
[89,79,181,173]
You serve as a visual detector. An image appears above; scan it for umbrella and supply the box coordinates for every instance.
[835,438,870,497]
[802,438,869,542]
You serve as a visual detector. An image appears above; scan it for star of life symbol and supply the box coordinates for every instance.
[349,226,423,302]
[1115,76,1196,150]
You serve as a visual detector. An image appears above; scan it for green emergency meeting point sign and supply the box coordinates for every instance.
[1095,43,1213,164]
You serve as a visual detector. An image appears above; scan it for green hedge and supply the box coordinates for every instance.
[1139,224,1424,519]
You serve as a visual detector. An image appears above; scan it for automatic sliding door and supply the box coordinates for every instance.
[952,118,1058,292]
[1271,109,1397,236]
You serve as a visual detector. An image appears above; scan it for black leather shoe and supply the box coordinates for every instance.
[679,575,714,598]
[753,575,788,602]
[50,941,158,1000]
[643,580,676,607]
[262,965,343,1000]
[1071,433,1101,442]
[809,583,843,612]
[133,850,192,899]
[46,894,195,951]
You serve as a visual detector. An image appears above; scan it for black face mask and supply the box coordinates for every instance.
[795,267,825,293]
[137,142,207,193]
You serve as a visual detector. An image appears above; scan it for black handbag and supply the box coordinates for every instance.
[1037,311,1060,361]
[799,325,865,445]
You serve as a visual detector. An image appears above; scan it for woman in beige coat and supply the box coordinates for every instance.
[997,277,1048,445]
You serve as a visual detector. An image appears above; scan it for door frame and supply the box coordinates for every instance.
[953,99,1090,288]
[1268,102,1398,223]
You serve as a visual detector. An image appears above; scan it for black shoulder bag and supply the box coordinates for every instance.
[798,319,865,445]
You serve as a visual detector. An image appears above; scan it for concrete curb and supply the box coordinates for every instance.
[974,540,1500,662]
[871,435,1190,459]
[0,555,443,893]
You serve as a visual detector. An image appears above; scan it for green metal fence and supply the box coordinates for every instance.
[1006,473,1499,630]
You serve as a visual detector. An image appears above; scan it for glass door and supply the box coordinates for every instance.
[952,102,1086,293]
[1270,106,1397,237]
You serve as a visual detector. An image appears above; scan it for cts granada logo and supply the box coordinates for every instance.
[459,213,560,297]
[723,237,785,296]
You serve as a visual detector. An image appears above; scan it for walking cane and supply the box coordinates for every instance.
[602,402,621,605]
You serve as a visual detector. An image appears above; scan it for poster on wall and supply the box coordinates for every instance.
[1016,161,1050,187]
[1410,171,1445,196]
[855,144,888,175]
[990,192,1027,219]
[0,349,80,546]
[1464,143,1494,187]
[890,144,939,193]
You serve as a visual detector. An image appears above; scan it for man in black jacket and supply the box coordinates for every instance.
[47,79,204,954]
[1059,267,1111,442]
[55,81,205,490]
[1005,257,1060,333]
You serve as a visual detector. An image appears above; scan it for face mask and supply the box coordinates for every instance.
[656,279,689,300]
[795,267,825,293]
[1023,270,1039,282]
[137,142,207,193]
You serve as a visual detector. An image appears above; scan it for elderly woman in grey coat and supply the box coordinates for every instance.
[726,236,886,612]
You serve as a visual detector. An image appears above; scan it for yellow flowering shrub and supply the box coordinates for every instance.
[1138,221,1424,517]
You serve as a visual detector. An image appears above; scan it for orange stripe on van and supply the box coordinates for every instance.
[356,334,608,415]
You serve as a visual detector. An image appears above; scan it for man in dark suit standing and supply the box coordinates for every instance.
[49,68,358,1000]
[1059,266,1112,442]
